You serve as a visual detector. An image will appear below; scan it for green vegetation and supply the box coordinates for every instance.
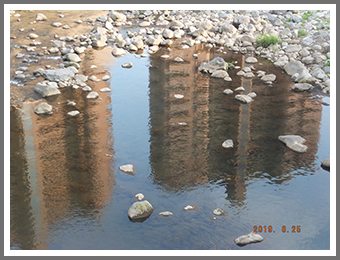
[302,11,313,20]
[298,29,307,37]
[325,59,330,67]
[256,34,282,48]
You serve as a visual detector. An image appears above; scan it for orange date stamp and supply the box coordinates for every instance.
[253,225,301,233]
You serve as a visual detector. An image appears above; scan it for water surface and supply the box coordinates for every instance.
[10,15,330,251]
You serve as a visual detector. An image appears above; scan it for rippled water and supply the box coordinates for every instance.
[9,11,330,251]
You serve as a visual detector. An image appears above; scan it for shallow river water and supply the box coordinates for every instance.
[9,11,330,251]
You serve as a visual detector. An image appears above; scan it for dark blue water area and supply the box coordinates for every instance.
[10,46,331,251]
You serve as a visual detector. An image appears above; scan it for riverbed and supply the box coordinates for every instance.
[8,9,331,252]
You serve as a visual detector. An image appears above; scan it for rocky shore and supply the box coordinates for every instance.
[10,9,330,105]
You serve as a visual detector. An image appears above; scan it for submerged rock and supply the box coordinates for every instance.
[278,135,308,153]
[234,232,264,246]
[158,211,173,217]
[119,164,137,175]
[34,102,53,115]
[128,200,154,222]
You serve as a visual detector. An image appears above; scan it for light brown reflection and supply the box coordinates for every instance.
[149,40,212,192]
[148,44,323,206]
[10,49,116,249]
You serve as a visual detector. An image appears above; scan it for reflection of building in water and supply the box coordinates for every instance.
[149,41,213,191]
[148,41,323,206]
[10,79,115,249]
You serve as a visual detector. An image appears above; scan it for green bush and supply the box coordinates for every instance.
[256,34,282,48]
[298,29,307,37]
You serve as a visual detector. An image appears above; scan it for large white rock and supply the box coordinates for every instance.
[292,83,314,92]
[119,164,137,175]
[128,200,154,221]
[212,208,228,216]
[234,232,264,246]
[34,102,53,115]
[245,57,258,64]
[34,81,61,97]
[36,13,47,21]
[86,91,99,99]
[42,68,75,82]
[111,47,126,57]
[278,135,308,153]
[67,110,80,117]
[158,211,173,217]
[222,139,234,148]
[235,94,254,103]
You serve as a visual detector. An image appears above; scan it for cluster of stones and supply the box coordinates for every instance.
[13,10,330,98]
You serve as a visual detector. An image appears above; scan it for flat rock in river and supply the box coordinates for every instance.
[119,164,137,175]
[278,135,308,153]
[234,232,264,246]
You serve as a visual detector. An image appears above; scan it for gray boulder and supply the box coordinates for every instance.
[42,68,75,82]
[245,57,258,64]
[109,10,126,22]
[34,81,61,97]
[234,232,264,246]
[211,70,229,78]
[198,57,228,74]
[283,60,312,82]
[162,28,174,39]
[220,23,237,34]
[128,200,154,222]
[278,135,308,153]
[34,102,53,115]
[169,20,184,30]
[292,83,314,92]
[212,208,228,216]
[261,74,276,82]
[63,53,81,63]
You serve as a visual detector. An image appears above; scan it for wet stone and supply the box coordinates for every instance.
[278,135,308,153]
[67,110,80,117]
[212,208,228,216]
[235,94,254,103]
[223,88,233,95]
[119,164,137,175]
[183,205,200,210]
[134,193,144,201]
[234,232,264,246]
[158,211,173,217]
[222,139,234,148]
[128,200,154,222]
[86,91,99,99]
[121,62,133,68]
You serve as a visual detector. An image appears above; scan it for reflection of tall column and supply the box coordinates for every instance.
[14,80,115,248]
[10,106,48,249]
[149,40,211,191]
